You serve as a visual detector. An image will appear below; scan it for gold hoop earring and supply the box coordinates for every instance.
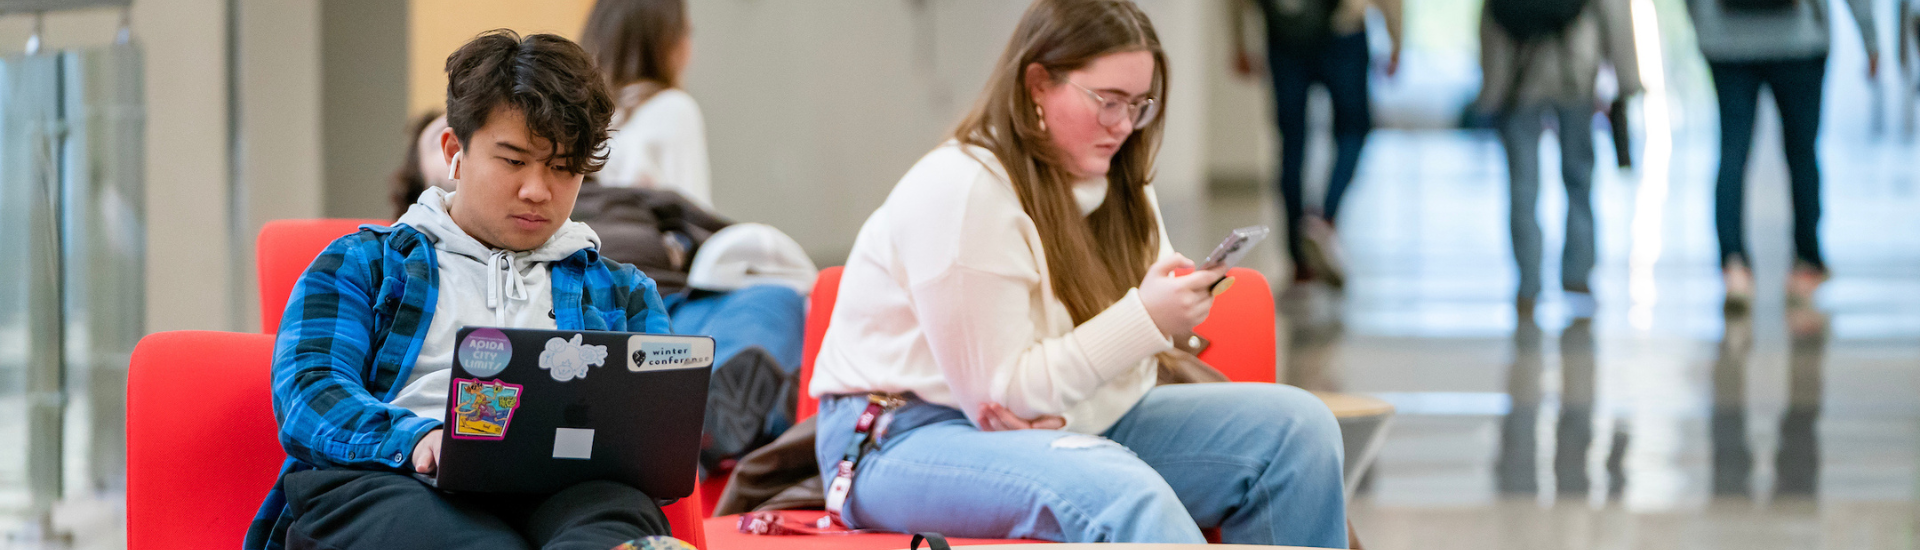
[1035,105,1047,132]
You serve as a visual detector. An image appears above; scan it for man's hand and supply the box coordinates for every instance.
[1869,52,1881,79]
[977,403,1066,432]
[412,429,443,474]
[1384,48,1402,78]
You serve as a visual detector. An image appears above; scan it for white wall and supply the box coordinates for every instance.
[684,0,1219,264]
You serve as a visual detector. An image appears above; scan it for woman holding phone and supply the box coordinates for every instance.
[806,0,1348,546]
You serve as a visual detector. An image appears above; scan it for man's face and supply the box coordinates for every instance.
[441,106,584,252]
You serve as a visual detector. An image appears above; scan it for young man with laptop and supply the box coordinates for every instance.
[245,30,699,550]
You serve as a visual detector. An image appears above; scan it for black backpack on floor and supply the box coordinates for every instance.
[1488,0,1589,42]
[1259,0,1341,53]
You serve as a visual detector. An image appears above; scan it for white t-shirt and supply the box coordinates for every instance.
[600,86,713,206]
[808,141,1175,435]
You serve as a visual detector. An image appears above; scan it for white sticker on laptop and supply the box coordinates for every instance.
[553,428,594,460]
[539,334,608,382]
[627,335,715,372]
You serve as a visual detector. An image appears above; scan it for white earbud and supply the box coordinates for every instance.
[448,151,463,181]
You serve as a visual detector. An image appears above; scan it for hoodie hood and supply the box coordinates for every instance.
[397,187,601,316]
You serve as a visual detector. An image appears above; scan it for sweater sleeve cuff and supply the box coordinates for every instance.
[1075,288,1175,380]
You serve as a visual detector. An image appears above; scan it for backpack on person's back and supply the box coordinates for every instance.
[1720,0,1799,12]
[1487,0,1588,42]
[1258,0,1341,52]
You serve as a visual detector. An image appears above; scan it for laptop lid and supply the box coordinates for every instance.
[432,327,713,500]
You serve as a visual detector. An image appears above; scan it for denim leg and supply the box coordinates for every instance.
[1709,61,1764,267]
[1764,56,1829,270]
[1499,106,1547,299]
[1269,52,1315,270]
[1553,103,1598,292]
[814,396,1205,543]
[1103,384,1348,548]
[667,285,806,373]
[1320,31,1375,223]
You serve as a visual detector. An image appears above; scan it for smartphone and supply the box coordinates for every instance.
[1198,225,1270,272]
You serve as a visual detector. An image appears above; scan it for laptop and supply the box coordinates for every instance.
[422,326,713,502]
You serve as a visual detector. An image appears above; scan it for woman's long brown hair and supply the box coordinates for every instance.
[580,0,688,95]
[953,0,1169,324]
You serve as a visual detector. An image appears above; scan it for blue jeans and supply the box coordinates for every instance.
[814,384,1348,547]
[1498,103,1598,298]
[1708,56,1828,270]
[1268,30,1374,270]
[663,285,806,374]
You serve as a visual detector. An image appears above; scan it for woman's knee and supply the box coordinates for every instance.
[1237,384,1345,459]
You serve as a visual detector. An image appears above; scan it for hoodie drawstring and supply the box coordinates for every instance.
[486,250,530,324]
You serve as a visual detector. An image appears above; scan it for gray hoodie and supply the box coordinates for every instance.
[388,187,602,421]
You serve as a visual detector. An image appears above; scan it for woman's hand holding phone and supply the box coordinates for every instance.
[1140,254,1224,338]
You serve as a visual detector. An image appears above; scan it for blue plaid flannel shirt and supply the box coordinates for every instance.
[243,223,670,550]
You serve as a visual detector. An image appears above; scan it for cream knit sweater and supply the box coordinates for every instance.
[808,141,1177,435]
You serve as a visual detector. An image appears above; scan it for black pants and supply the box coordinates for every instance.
[1708,56,1828,270]
[1267,30,1375,270]
[282,470,670,550]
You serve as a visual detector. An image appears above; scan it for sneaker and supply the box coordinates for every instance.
[1786,263,1828,308]
[1300,216,1347,290]
[1723,261,1755,313]
[700,347,791,471]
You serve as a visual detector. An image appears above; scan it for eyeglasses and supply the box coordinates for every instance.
[1068,80,1159,130]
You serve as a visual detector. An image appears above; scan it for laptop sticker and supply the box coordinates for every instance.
[540,334,608,382]
[553,428,595,460]
[450,378,523,440]
[628,336,715,372]
[458,328,513,378]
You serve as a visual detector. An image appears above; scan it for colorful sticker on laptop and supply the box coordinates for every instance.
[450,378,523,440]
[539,334,608,382]
[458,328,513,378]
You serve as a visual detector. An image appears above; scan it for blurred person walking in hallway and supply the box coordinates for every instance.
[1477,0,1640,315]
[1230,0,1402,289]
[1690,0,1879,311]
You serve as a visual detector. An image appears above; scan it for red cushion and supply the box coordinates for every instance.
[126,330,707,548]
[705,511,1033,550]
[127,331,284,550]
[1192,267,1277,384]
[795,266,844,422]
[256,218,389,333]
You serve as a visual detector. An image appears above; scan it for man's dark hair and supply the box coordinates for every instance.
[444,30,615,175]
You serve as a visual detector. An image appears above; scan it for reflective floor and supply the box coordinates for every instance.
[1206,86,1920,550]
